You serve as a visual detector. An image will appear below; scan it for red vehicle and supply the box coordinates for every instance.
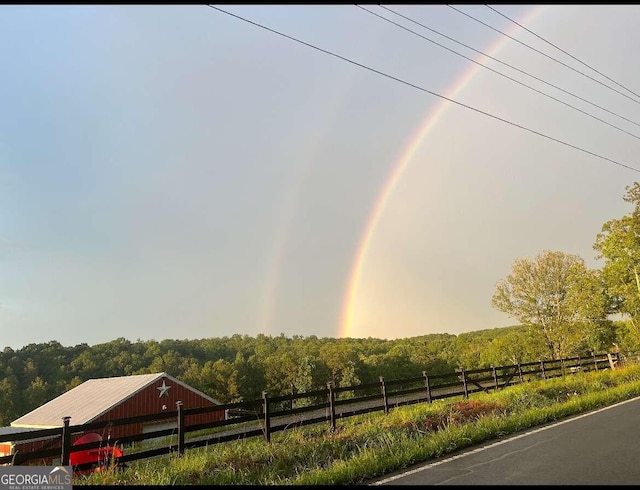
[69,432,125,475]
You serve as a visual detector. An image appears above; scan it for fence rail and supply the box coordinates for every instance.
[0,351,621,470]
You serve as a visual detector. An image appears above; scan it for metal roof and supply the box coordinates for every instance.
[10,372,219,429]
[0,425,56,444]
[0,426,43,437]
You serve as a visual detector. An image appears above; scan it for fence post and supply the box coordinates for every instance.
[539,359,546,379]
[577,356,582,372]
[491,364,498,390]
[262,391,271,443]
[422,371,432,404]
[517,363,523,383]
[460,368,468,399]
[380,376,389,414]
[593,352,598,371]
[290,383,296,411]
[60,416,71,466]
[176,401,184,456]
[327,382,336,432]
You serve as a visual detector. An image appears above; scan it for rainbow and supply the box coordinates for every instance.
[338,5,547,338]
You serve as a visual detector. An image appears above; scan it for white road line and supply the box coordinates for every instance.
[371,395,640,485]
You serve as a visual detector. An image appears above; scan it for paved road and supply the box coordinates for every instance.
[369,395,640,485]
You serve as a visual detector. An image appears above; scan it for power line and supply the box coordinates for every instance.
[377,4,640,131]
[357,5,640,142]
[447,4,640,106]
[207,5,640,174]
[485,4,640,100]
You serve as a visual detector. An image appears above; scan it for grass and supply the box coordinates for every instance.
[74,363,640,486]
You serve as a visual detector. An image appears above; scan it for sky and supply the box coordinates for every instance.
[2,4,640,350]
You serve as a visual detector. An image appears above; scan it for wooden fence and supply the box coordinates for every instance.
[0,351,622,472]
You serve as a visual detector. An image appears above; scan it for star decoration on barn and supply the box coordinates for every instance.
[157,380,171,398]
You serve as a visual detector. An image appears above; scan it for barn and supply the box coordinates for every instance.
[0,372,224,464]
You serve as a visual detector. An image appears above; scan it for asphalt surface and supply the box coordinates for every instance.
[369,395,640,485]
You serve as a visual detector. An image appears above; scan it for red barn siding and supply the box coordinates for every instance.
[92,378,223,441]
[8,437,64,465]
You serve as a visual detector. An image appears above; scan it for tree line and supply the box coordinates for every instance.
[2,182,640,426]
[0,323,618,428]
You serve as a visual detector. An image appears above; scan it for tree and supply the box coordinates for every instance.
[594,181,640,347]
[25,376,50,411]
[492,250,608,359]
[0,375,19,425]
[318,341,364,386]
[479,328,547,367]
[203,359,241,403]
[563,268,615,354]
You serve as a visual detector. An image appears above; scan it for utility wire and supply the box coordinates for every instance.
[357,5,640,142]
[377,4,640,130]
[485,4,640,100]
[447,4,640,106]
[207,5,640,174]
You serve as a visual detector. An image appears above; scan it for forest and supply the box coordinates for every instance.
[3,181,640,427]
[0,322,624,427]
